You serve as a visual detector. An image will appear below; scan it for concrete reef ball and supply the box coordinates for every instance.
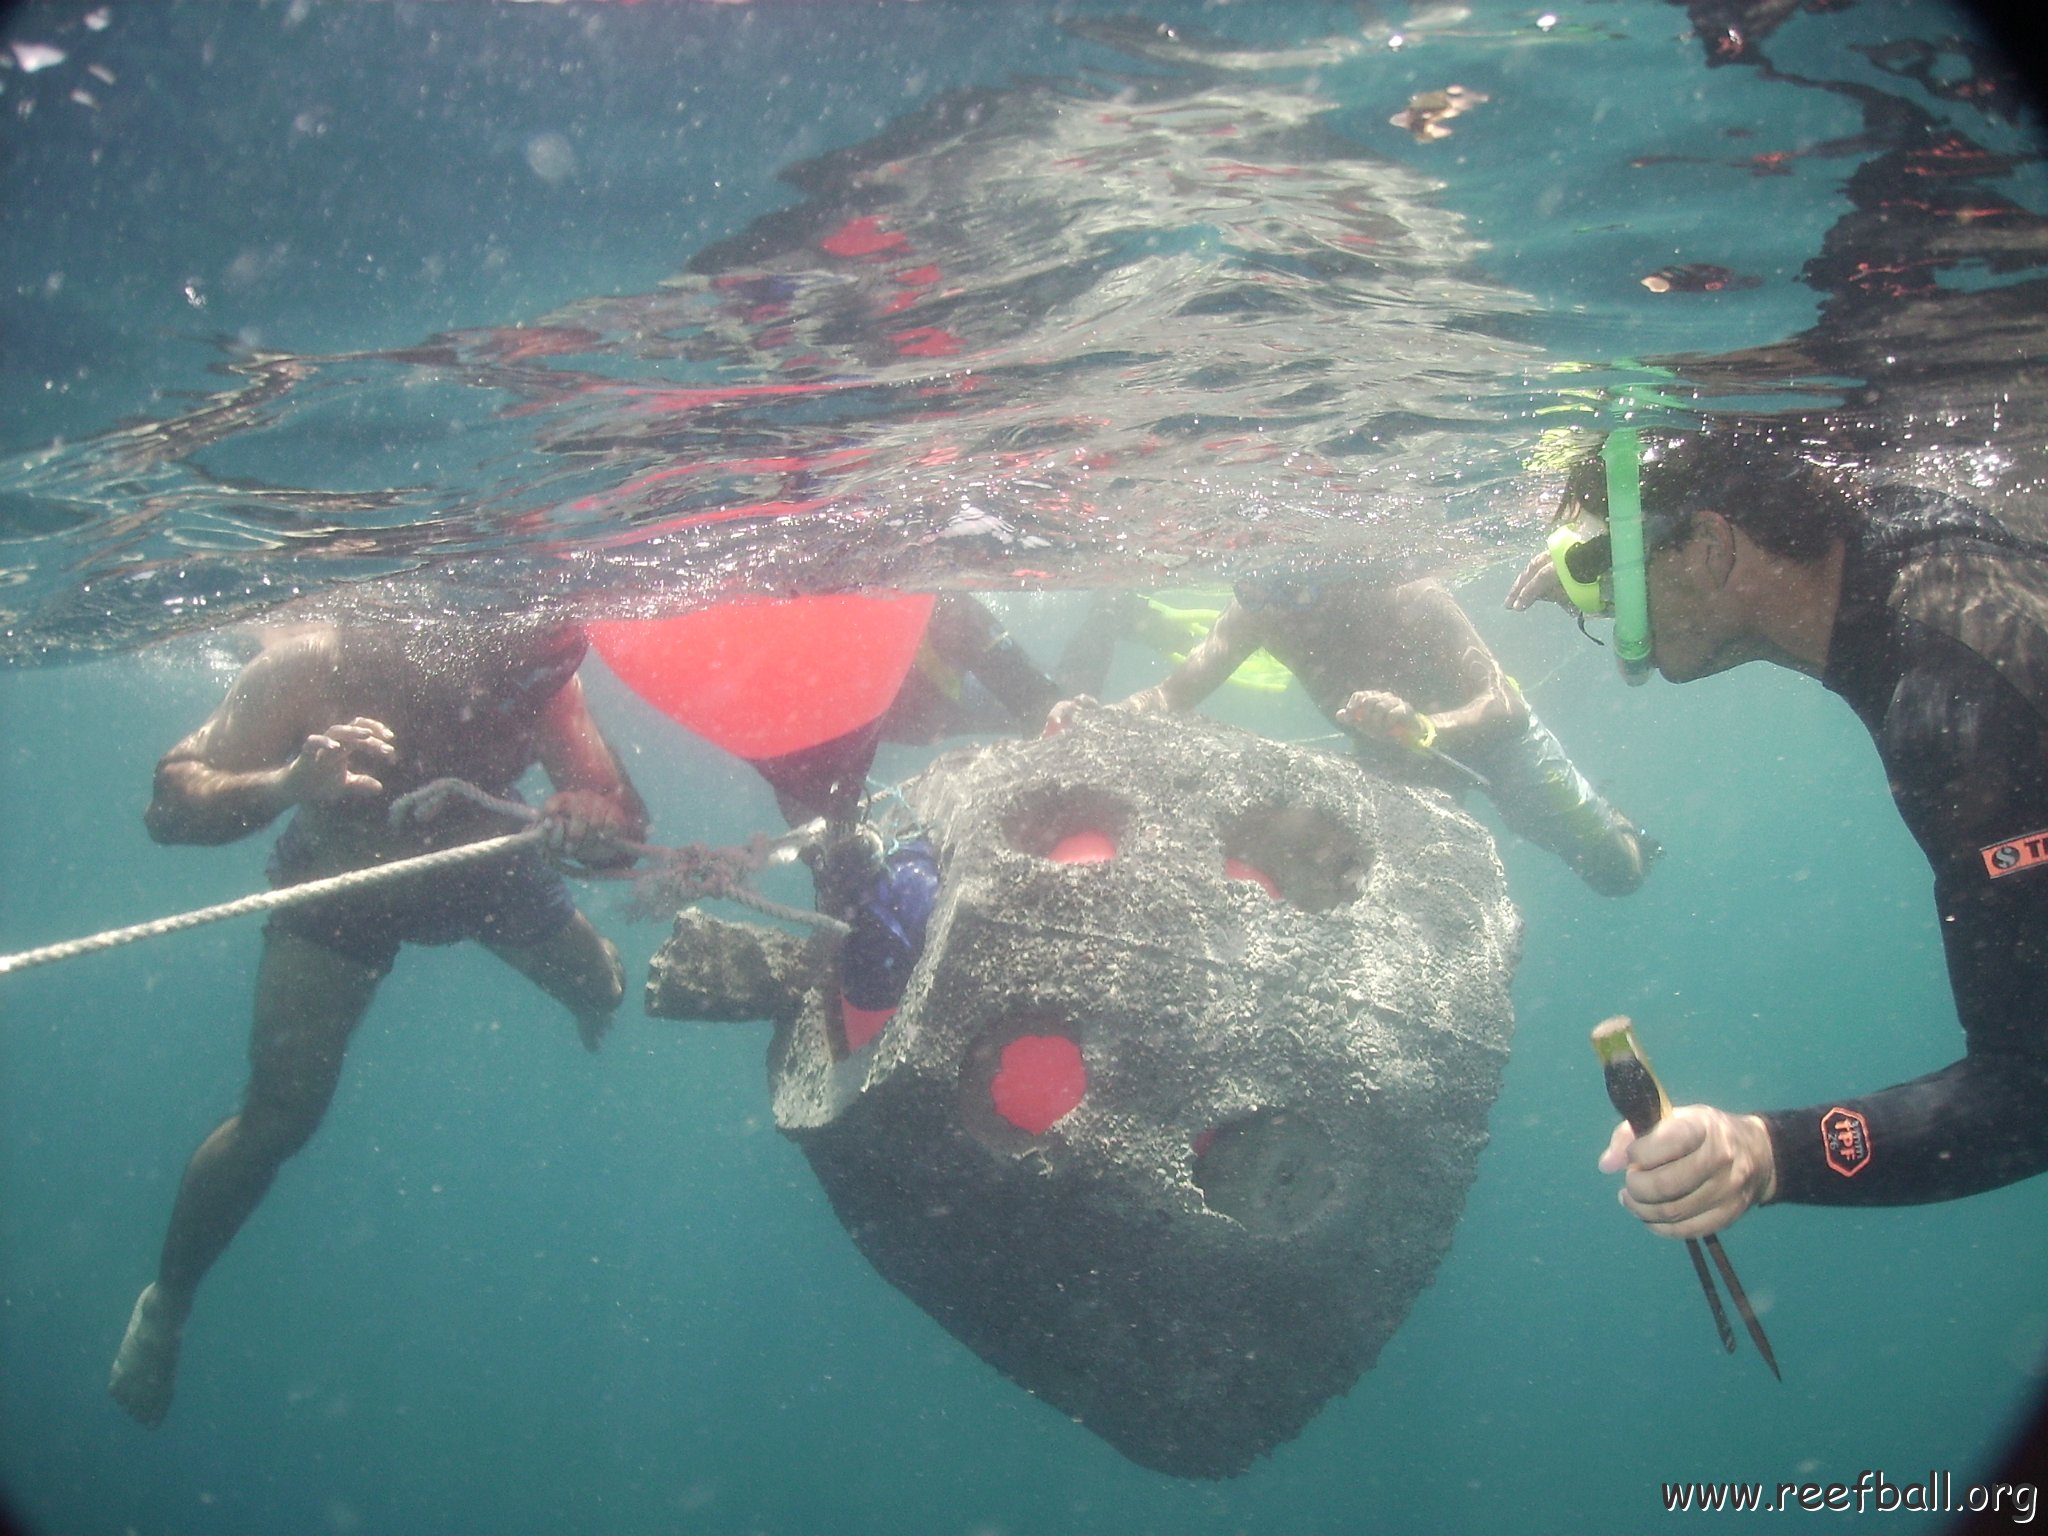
[648,709,1520,1478]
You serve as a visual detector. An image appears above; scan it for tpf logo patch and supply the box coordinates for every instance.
[1981,829,2048,879]
[1821,1107,1872,1178]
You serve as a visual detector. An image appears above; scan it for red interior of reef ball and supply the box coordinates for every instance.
[841,995,897,1053]
[989,1035,1087,1134]
[1048,829,1118,864]
[1224,855,1280,898]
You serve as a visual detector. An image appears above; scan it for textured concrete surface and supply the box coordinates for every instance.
[649,709,1519,1477]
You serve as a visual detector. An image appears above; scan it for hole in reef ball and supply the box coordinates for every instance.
[1003,784,1131,861]
[1223,854,1279,897]
[1192,1109,1341,1235]
[1219,803,1366,911]
[841,994,896,1052]
[989,1034,1087,1134]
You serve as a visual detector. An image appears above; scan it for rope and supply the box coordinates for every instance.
[0,778,854,981]
[621,830,851,937]
[0,827,547,979]
[716,885,850,937]
[395,779,848,930]
[389,777,535,830]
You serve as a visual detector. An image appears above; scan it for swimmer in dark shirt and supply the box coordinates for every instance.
[109,619,648,1427]
[1510,425,2048,1234]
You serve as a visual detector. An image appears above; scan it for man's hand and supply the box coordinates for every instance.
[540,789,637,864]
[280,718,395,805]
[1043,694,1098,736]
[1336,689,1427,747]
[1045,687,1172,737]
[1599,1104,1777,1239]
[1505,548,1570,612]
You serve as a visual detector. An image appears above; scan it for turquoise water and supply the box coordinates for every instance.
[3,2,2047,1532]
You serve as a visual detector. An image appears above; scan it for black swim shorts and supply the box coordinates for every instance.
[263,818,576,974]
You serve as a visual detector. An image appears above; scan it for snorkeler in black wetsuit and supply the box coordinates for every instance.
[1766,486,2048,1204]
[1509,425,2048,1231]
[109,621,648,1428]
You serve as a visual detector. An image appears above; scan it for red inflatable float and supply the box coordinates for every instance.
[589,592,937,760]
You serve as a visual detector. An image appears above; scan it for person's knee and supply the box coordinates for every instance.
[590,936,625,1015]
[555,926,625,1018]
[243,1027,351,1148]
[1576,821,1653,897]
[1581,852,1647,897]
[234,1090,328,1162]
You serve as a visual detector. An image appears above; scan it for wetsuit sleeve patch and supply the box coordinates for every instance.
[1980,828,2048,878]
[1821,1107,1873,1177]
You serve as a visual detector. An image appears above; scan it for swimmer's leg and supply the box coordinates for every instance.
[112,930,383,1427]
[1478,713,1653,897]
[486,910,624,1053]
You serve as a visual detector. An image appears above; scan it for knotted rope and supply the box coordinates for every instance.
[394,779,849,936]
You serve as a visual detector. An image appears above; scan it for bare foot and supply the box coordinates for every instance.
[109,1282,185,1428]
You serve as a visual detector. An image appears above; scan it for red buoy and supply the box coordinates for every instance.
[590,593,935,761]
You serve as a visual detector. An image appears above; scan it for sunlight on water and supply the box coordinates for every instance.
[14,1,2041,655]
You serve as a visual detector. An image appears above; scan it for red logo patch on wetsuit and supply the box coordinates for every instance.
[1980,829,2048,879]
[1821,1107,1872,1178]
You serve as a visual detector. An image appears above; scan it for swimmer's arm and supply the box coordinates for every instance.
[535,676,650,867]
[1389,581,1526,744]
[1755,658,2048,1208]
[1623,655,2048,1225]
[937,595,1060,726]
[1122,601,1260,713]
[145,635,373,845]
[1632,991,2048,1227]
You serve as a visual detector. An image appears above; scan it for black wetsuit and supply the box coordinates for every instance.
[1761,488,2048,1205]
